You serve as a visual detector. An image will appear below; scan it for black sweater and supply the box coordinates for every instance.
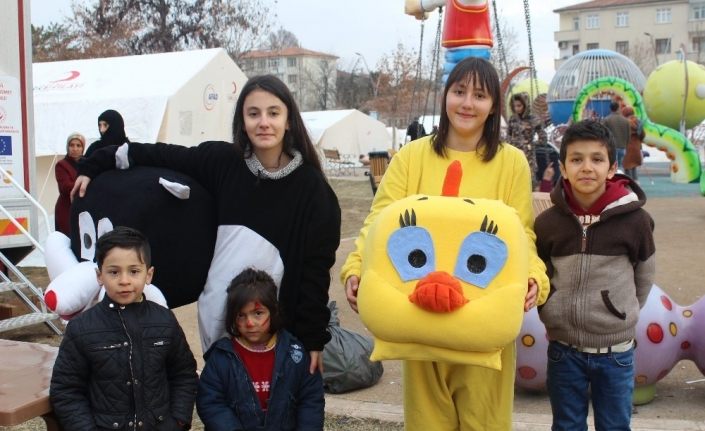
[79,141,341,351]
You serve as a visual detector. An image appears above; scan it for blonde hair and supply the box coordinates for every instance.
[66,132,86,154]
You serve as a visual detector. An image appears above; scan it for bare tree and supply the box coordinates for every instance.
[369,43,419,128]
[32,23,84,62]
[490,17,524,82]
[336,64,373,111]
[630,39,658,76]
[303,59,337,110]
[266,28,300,50]
[32,0,273,61]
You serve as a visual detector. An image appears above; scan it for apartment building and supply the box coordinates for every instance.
[240,47,338,112]
[554,0,705,72]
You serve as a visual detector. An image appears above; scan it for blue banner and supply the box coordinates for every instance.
[0,136,12,156]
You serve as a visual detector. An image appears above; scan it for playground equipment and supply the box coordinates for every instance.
[547,49,646,125]
[571,77,701,184]
[516,285,705,405]
[643,60,705,131]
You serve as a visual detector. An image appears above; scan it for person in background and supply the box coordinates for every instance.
[54,132,85,236]
[535,120,655,431]
[602,101,630,171]
[73,75,341,374]
[197,268,324,430]
[341,57,548,430]
[406,117,427,142]
[84,109,129,157]
[50,226,198,430]
[621,106,645,181]
[507,92,548,188]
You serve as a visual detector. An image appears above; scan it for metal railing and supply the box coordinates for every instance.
[0,165,61,335]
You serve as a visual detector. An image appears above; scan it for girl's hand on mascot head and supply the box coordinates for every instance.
[524,278,538,312]
[345,275,360,313]
[309,350,323,375]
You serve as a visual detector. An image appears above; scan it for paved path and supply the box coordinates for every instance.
[173,193,705,430]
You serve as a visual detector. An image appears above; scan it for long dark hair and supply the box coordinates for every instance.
[232,75,322,172]
[223,268,283,338]
[432,57,502,162]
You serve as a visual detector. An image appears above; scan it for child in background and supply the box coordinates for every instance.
[50,226,197,430]
[197,268,324,430]
[535,119,655,430]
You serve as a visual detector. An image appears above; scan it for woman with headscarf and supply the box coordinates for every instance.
[84,109,129,157]
[54,132,85,235]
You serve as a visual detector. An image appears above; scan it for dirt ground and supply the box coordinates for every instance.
[2,175,705,430]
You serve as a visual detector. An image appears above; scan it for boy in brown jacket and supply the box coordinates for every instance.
[535,119,655,431]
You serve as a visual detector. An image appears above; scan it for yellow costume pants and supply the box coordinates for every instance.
[403,342,515,431]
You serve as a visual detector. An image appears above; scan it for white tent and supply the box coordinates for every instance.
[302,109,391,157]
[33,48,247,212]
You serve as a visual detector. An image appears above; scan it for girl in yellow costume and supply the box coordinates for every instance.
[341,57,549,430]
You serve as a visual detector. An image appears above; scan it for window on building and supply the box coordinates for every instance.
[655,38,671,54]
[656,8,672,23]
[287,57,297,67]
[693,36,705,52]
[587,42,599,50]
[586,14,600,29]
[258,59,266,69]
[616,12,628,27]
[269,58,280,68]
[288,74,298,84]
[573,16,580,30]
[572,44,580,55]
[615,41,629,55]
[693,3,705,20]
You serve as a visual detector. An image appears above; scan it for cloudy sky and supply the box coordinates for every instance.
[30,0,578,81]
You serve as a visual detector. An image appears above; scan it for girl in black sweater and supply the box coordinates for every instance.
[74,76,341,374]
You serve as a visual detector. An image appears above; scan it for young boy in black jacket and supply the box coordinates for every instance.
[50,226,198,430]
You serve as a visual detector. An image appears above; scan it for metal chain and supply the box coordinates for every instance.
[491,0,509,79]
[410,19,425,124]
[423,7,444,125]
[523,0,539,110]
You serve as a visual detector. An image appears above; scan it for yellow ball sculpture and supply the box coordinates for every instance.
[643,60,705,130]
[358,188,528,370]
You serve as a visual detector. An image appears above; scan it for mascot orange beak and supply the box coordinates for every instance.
[409,271,468,313]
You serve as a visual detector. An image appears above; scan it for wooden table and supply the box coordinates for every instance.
[0,339,61,430]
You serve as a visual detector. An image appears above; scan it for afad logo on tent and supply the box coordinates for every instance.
[34,70,84,92]
[203,84,218,111]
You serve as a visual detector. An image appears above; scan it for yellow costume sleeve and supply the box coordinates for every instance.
[340,144,412,284]
[499,145,550,306]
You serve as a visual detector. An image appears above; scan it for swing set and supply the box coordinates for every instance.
[409,0,547,129]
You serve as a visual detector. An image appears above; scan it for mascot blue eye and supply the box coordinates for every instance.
[453,232,507,288]
[387,226,435,282]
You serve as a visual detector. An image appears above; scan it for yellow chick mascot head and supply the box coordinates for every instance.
[358,161,528,370]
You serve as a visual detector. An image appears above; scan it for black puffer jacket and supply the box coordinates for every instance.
[50,296,198,430]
